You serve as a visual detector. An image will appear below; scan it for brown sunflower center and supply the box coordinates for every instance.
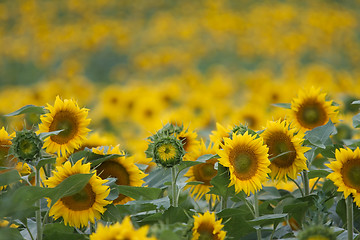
[230,147,258,180]
[197,222,215,240]
[61,183,96,211]
[266,132,296,168]
[341,159,360,191]
[179,137,189,151]
[193,161,217,185]
[296,101,327,129]
[97,160,130,204]
[49,111,79,144]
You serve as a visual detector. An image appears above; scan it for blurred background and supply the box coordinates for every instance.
[1,0,360,162]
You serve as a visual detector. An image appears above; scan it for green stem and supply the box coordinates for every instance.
[35,167,42,240]
[346,195,354,240]
[310,177,321,194]
[254,191,261,240]
[220,196,227,211]
[289,177,305,197]
[171,167,178,207]
[302,170,310,196]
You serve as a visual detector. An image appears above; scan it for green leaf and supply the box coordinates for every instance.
[43,223,87,240]
[208,165,231,197]
[116,185,163,200]
[248,213,287,226]
[305,120,337,149]
[351,100,360,105]
[38,130,63,140]
[196,154,218,162]
[36,157,56,170]
[0,228,24,240]
[308,169,330,179]
[176,161,202,175]
[4,105,45,116]
[272,103,291,109]
[48,173,93,207]
[353,113,360,128]
[0,169,21,186]
[159,230,182,240]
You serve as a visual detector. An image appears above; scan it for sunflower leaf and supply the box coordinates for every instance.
[305,120,337,149]
[353,113,360,128]
[351,100,360,105]
[308,169,330,179]
[48,173,93,208]
[115,185,163,200]
[0,169,21,186]
[196,154,218,162]
[38,130,64,140]
[272,103,291,109]
[4,105,45,117]
[36,157,56,170]
[248,213,287,226]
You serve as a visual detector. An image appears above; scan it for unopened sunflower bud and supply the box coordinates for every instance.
[11,129,43,162]
[297,225,336,240]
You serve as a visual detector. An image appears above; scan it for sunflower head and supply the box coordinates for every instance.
[297,225,336,240]
[38,96,91,157]
[10,129,43,162]
[192,211,226,240]
[217,132,270,195]
[290,87,338,131]
[0,127,14,167]
[326,147,360,205]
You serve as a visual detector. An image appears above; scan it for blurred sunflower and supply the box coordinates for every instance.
[297,225,336,240]
[92,145,146,205]
[44,160,111,228]
[0,127,14,168]
[326,147,360,206]
[184,140,218,201]
[290,87,338,131]
[192,211,226,240]
[38,96,91,157]
[90,216,156,240]
[217,132,270,195]
[209,122,231,150]
[261,120,310,181]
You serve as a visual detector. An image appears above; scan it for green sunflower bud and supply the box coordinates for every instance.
[231,124,257,137]
[11,129,43,162]
[146,135,185,168]
[297,225,336,240]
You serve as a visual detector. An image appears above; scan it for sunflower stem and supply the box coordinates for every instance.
[171,166,178,207]
[254,191,261,240]
[289,177,305,198]
[35,166,42,240]
[346,195,354,240]
[302,170,310,196]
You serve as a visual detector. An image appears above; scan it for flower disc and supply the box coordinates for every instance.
[44,160,111,228]
[290,87,338,131]
[261,120,310,181]
[217,132,270,195]
[38,96,91,156]
[92,145,146,205]
[192,211,226,240]
[326,147,360,206]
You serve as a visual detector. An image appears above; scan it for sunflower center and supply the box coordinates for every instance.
[179,137,189,151]
[230,146,259,180]
[266,132,296,168]
[234,153,252,173]
[193,162,217,185]
[297,101,327,129]
[341,159,360,191]
[157,144,177,161]
[61,183,95,211]
[197,222,215,240]
[97,160,130,204]
[49,111,78,144]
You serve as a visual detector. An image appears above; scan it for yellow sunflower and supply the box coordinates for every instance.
[192,211,226,240]
[326,147,360,206]
[209,122,231,150]
[184,140,218,201]
[177,127,200,161]
[290,87,338,131]
[38,96,91,157]
[0,127,13,168]
[217,132,270,195]
[90,216,157,240]
[261,120,310,181]
[44,160,111,228]
[92,145,146,205]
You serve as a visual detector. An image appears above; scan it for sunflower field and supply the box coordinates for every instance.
[1,0,360,239]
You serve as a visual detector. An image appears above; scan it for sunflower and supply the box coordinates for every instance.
[217,132,270,195]
[290,87,338,131]
[209,122,231,150]
[184,140,218,201]
[297,225,336,240]
[38,96,91,157]
[90,216,156,240]
[92,145,146,205]
[192,211,226,240]
[44,160,111,228]
[261,120,310,181]
[177,127,200,161]
[0,127,14,168]
[326,147,360,206]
